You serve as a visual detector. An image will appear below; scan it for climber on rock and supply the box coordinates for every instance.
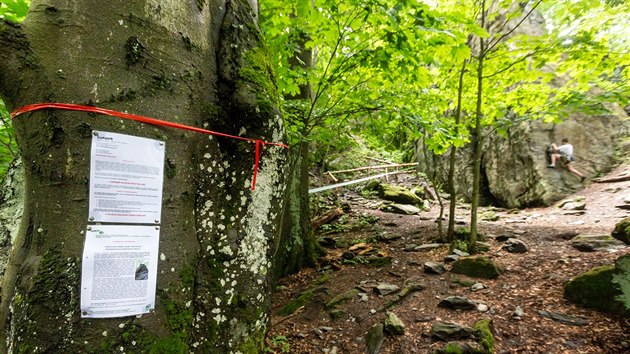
[547,138,586,182]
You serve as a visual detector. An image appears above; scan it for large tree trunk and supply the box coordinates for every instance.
[0,0,286,352]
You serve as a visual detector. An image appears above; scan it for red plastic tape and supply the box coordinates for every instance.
[11,103,288,190]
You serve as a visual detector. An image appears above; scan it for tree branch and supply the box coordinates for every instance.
[484,0,543,55]
[482,51,537,79]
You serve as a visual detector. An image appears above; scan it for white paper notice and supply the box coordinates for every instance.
[89,131,165,224]
[81,225,160,318]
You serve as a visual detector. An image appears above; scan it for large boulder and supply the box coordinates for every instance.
[564,261,629,315]
[416,105,629,208]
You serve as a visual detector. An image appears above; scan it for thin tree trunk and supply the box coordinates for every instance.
[447,59,468,241]
[275,12,322,278]
[275,140,320,278]
[470,0,487,249]
[0,0,285,352]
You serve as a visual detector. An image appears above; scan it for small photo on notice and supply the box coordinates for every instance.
[135,262,149,280]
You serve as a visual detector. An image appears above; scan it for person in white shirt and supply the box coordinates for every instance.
[548,138,586,182]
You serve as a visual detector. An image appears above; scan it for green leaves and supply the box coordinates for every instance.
[260,0,629,170]
[0,0,30,23]
[451,44,471,62]
[0,99,18,180]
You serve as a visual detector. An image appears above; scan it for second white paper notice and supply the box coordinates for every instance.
[81,225,160,318]
[89,130,165,224]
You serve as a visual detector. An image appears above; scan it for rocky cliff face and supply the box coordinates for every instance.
[417,104,629,208]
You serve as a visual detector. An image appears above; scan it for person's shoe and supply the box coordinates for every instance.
[547,164,555,168]
[580,176,586,182]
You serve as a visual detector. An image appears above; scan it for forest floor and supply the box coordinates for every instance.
[267,165,630,354]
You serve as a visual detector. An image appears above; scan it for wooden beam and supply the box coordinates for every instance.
[328,162,418,175]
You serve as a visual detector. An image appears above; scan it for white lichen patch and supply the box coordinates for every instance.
[219,245,233,256]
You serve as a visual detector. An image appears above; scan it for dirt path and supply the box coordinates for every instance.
[268,166,630,354]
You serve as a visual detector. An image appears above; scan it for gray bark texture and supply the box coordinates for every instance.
[0,0,286,352]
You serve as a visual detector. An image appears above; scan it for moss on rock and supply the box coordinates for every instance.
[277,289,314,316]
[431,341,485,354]
[612,254,630,312]
[383,311,405,335]
[451,256,502,279]
[564,264,627,315]
[325,288,360,309]
[612,216,630,244]
[378,184,423,206]
[473,318,494,353]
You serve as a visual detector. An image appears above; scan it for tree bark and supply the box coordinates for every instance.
[0,0,285,352]
[274,141,320,278]
[447,60,468,241]
[470,0,486,249]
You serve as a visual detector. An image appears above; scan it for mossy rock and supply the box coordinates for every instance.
[383,311,405,335]
[314,273,330,285]
[431,341,485,354]
[451,256,502,279]
[277,290,315,316]
[365,256,392,267]
[364,180,381,191]
[473,318,494,353]
[564,264,627,315]
[612,254,630,312]
[450,275,477,287]
[612,217,630,244]
[365,323,384,354]
[325,288,360,309]
[480,211,499,221]
[571,234,625,252]
[377,183,423,205]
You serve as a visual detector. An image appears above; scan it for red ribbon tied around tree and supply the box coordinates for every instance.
[10,103,288,190]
